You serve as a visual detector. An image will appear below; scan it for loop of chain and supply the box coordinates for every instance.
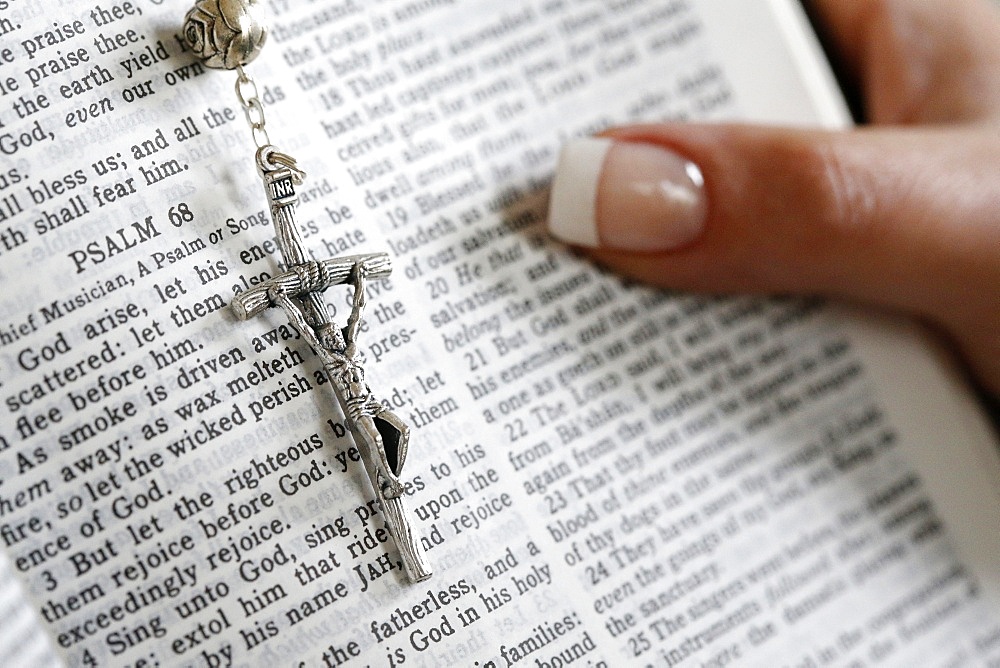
[235,65,270,148]
[256,146,306,182]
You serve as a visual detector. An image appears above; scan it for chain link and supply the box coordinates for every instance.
[235,65,270,148]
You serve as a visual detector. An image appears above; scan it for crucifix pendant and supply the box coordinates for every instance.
[183,1,432,583]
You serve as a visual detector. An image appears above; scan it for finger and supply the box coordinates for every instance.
[546,125,1000,390]
[807,0,1000,123]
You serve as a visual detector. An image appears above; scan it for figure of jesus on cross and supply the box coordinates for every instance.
[231,146,432,583]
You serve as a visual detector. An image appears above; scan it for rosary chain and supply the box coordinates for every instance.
[235,65,270,148]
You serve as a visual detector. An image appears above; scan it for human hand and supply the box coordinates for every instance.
[546,0,1000,397]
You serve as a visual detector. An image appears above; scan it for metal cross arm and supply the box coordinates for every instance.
[229,145,432,583]
[230,253,392,321]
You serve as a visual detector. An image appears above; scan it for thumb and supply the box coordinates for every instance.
[546,124,1000,390]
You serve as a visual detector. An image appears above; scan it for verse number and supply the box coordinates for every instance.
[464,348,487,372]
[41,569,57,591]
[425,276,450,299]
[545,490,567,514]
[386,206,408,229]
[627,631,652,657]
[504,417,527,443]
[81,648,98,667]
[168,202,195,227]
[585,560,610,585]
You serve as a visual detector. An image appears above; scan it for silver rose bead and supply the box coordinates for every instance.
[183,0,268,69]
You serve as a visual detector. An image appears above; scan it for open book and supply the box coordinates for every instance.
[2,0,999,665]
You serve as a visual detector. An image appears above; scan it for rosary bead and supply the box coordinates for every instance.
[183,0,268,69]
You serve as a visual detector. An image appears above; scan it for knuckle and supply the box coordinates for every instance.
[803,138,880,234]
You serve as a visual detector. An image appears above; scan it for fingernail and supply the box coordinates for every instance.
[548,138,707,251]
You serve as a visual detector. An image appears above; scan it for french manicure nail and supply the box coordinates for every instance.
[548,137,707,251]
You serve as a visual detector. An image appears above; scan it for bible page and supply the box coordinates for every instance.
[1,0,999,666]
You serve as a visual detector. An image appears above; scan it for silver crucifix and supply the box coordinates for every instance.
[231,146,432,583]
[182,0,430,583]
